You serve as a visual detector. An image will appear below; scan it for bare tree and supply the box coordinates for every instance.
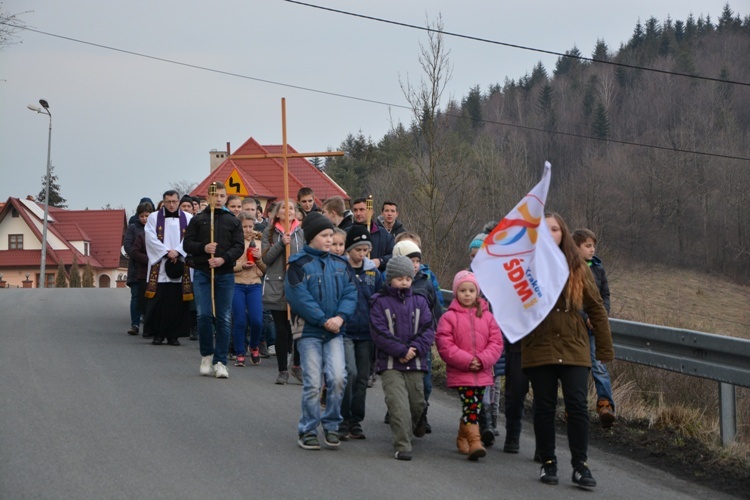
[1,4,29,51]
[168,180,198,197]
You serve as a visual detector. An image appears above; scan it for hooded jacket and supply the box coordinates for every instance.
[345,257,383,341]
[436,298,504,388]
[261,221,304,311]
[521,271,613,369]
[376,215,406,237]
[369,286,434,374]
[285,245,357,341]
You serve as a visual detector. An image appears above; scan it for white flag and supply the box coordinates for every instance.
[470,162,569,343]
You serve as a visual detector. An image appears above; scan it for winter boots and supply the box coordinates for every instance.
[462,422,487,461]
[456,420,470,455]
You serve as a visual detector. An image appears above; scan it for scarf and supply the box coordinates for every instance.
[145,209,193,300]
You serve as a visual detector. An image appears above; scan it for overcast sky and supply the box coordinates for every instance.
[0,0,735,212]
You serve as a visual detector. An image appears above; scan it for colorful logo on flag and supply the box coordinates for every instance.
[483,202,542,256]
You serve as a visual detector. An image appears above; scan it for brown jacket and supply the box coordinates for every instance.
[233,239,266,285]
[521,270,614,369]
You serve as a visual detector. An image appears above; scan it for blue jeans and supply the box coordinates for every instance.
[341,338,372,425]
[232,284,263,354]
[193,270,234,366]
[589,332,615,410]
[297,336,347,435]
[261,309,276,346]
[128,283,140,327]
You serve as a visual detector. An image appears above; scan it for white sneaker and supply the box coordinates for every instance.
[267,345,276,356]
[214,362,229,379]
[200,355,213,376]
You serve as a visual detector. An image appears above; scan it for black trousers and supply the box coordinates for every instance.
[271,310,300,372]
[504,347,530,437]
[524,364,590,466]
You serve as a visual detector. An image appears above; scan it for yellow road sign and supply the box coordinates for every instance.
[224,168,249,196]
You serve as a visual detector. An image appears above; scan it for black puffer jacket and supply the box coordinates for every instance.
[183,208,245,274]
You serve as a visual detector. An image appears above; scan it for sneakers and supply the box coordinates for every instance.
[267,345,277,356]
[572,462,597,488]
[234,355,245,367]
[249,348,261,365]
[298,433,321,450]
[324,431,340,447]
[597,399,616,429]
[275,371,289,385]
[200,356,213,376]
[348,424,366,439]
[258,342,270,358]
[127,325,139,335]
[503,435,520,454]
[290,365,303,383]
[394,451,412,461]
[214,362,229,379]
[540,460,559,485]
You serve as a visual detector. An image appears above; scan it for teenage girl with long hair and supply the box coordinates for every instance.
[521,212,613,488]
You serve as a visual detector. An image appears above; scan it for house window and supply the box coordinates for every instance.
[84,242,90,256]
[36,273,55,288]
[11,208,19,218]
[9,234,23,249]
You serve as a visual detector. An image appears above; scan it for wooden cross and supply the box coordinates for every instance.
[229,98,344,249]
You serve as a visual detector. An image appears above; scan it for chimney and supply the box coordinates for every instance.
[209,148,227,172]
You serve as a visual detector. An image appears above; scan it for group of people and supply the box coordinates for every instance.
[123,185,614,489]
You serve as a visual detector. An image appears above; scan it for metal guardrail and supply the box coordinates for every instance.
[440,290,750,444]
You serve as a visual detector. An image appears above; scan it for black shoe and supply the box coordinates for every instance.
[481,427,495,447]
[151,338,164,345]
[423,416,432,434]
[383,411,390,424]
[258,342,270,358]
[540,460,559,485]
[189,331,198,341]
[394,451,412,461]
[167,339,180,346]
[348,424,366,440]
[503,435,520,454]
[572,462,596,488]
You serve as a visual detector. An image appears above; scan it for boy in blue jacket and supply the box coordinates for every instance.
[340,225,383,440]
[286,212,357,450]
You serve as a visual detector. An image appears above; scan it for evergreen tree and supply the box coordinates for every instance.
[685,14,697,40]
[591,101,610,140]
[718,4,734,31]
[554,46,582,76]
[36,165,67,208]
[82,263,94,288]
[528,62,548,88]
[582,76,597,117]
[462,85,483,129]
[630,19,645,48]
[674,20,685,42]
[592,39,610,61]
[69,254,81,288]
[309,157,324,171]
[55,262,68,288]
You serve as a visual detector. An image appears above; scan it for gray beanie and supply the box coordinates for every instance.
[385,255,415,284]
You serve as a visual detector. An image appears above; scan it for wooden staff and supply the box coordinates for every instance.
[208,182,217,316]
[366,195,373,258]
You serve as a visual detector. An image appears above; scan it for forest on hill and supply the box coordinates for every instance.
[324,4,750,285]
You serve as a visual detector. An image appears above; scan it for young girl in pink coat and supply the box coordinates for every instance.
[436,270,504,461]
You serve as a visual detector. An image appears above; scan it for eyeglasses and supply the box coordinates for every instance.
[164,199,179,204]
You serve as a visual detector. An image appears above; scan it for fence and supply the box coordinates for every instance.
[440,290,750,445]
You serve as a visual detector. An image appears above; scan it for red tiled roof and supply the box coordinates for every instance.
[54,222,91,242]
[0,198,125,270]
[53,210,127,268]
[191,137,348,204]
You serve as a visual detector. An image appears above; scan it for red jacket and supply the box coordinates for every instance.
[436,298,504,388]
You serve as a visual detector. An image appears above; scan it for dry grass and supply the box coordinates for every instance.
[594,258,750,461]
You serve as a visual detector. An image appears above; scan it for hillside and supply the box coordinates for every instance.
[324,4,750,286]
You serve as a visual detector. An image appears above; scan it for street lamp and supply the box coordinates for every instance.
[27,99,52,288]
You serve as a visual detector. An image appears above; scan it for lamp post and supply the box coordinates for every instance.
[27,99,52,288]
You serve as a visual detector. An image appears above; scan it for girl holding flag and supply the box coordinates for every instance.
[522,212,613,488]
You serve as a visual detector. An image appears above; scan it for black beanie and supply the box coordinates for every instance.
[302,211,334,244]
[345,225,372,253]
[179,195,193,206]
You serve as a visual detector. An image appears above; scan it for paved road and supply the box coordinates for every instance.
[0,289,737,499]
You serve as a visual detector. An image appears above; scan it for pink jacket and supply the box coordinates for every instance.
[436,298,504,388]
